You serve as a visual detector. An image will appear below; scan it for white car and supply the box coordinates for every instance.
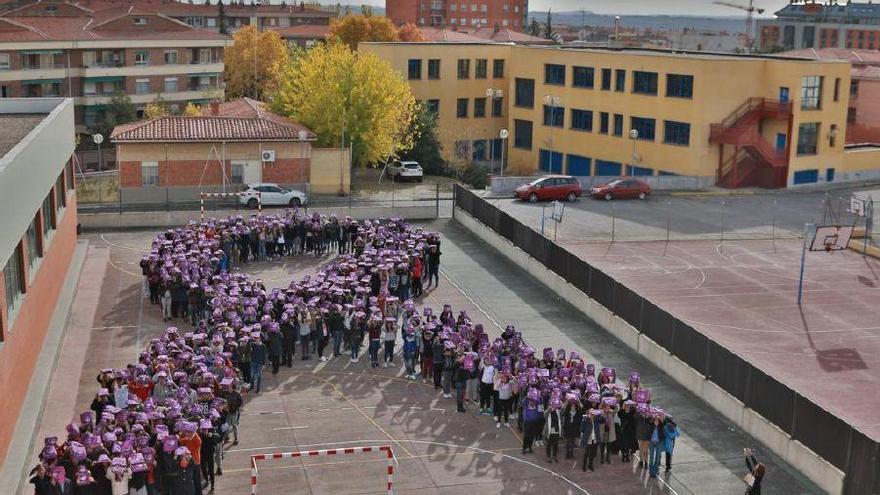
[388,160,424,182]
[239,183,308,208]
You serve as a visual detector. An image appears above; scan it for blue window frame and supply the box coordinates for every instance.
[570,109,593,132]
[539,149,563,173]
[633,71,658,95]
[599,112,609,134]
[615,69,626,92]
[572,66,595,88]
[666,74,693,98]
[543,105,564,127]
[663,121,691,146]
[613,114,623,137]
[544,64,566,85]
[567,154,592,176]
[793,169,819,184]
[472,139,487,161]
[595,160,622,176]
[407,59,422,80]
[601,68,612,90]
[626,165,653,176]
[515,78,535,108]
[630,117,656,141]
[514,119,533,149]
[826,168,835,182]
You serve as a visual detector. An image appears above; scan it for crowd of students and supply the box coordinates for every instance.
[30,213,679,495]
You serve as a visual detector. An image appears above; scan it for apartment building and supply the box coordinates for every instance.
[143,0,334,35]
[0,97,77,469]
[386,0,528,30]
[363,42,871,188]
[758,1,880,51]
[0,2,230,129]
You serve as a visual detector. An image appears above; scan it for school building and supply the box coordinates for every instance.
[0,98,77,467]
[363,42,880,188]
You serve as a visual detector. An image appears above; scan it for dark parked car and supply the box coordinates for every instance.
[589,178,651,200]
[514,176,582,203]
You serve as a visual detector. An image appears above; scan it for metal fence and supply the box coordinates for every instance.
[453,184,879,495]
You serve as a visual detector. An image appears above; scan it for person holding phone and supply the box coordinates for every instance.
[744,448,765,495]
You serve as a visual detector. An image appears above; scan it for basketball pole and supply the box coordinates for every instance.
[797,223,816,305]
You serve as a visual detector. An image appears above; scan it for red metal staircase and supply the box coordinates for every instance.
[710,98,792,188]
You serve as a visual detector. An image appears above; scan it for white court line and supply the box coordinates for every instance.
[439,269,502,331]
[272,426,309,431]
[99,233,149,253]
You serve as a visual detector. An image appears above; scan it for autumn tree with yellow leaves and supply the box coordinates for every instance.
[326,14,399,50]
[223,25,289,101]
[272,42,416,167]
[397,23,427,42]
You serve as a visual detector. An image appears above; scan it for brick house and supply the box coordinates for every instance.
[111,98,341,203]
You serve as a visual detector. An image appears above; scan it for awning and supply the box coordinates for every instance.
[189,73,220,78]
[21,50,63,55]
[84,76,125,83]
[22,79,63,85]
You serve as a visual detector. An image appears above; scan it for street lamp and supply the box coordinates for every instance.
[486,88,504,174]
[628,128,640,177]
[543,94,561,173]
[297,129,309,194]
[92,133,104,202]
[499,128,509,177]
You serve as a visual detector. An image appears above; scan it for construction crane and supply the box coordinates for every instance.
[713,0,765,52]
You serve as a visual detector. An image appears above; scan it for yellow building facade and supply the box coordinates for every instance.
[363,42,866,187]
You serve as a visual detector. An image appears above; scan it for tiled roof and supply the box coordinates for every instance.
[417,26,553,44]
[416,27,493,43]
[111,98,315,143]
[853,65,880,81]
[782,48,880,64]
[270,24,330,39]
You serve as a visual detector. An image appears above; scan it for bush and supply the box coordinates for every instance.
[460,162,488,189]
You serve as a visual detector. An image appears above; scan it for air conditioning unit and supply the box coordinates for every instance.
[261,150,276,163]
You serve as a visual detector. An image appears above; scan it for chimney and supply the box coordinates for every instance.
[210,100,220,116]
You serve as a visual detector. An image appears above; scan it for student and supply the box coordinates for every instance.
[520,393,542,454]
[581,409,601,472]
[663,417,680,472]
[543,401,562,463]
[249,337,266,394]
[744,448,765,495]
[452,357,470,413]
[562,399,583,459]
[478,359,496,415]
[493,374,515,428]
[382,319,397,367]
[299,309,312,361]
[648,416,666,478]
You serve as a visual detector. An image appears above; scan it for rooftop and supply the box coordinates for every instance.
[0,113,45,157]
[269,24,330,39]
[111,98,315,143]
[775,1,880,19]
[781,48,880,65]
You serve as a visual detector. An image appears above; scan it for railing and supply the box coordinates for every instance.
[715,97,791,129]
[710,125,786,168]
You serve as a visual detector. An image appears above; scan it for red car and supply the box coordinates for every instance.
[589,178,651,200]
[514,176,582,203]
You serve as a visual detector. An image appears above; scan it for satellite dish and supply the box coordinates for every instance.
[92,134,104,145]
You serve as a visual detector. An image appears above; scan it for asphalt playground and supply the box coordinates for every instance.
[26,217,827,495]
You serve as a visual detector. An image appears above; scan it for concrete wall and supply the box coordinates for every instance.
[79,204,436,230]
[454,206,846,495]
[489,175,715,196]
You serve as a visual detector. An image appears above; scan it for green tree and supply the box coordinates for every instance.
[528,18,541,37]
[272,43,416,166]
[96,92,136,138]
[544,9,553,39]
[400,102,444,175]
[218,0,228,35]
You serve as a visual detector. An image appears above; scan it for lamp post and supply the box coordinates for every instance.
[92,133,103,202]
[499,128,509,177]
[486,88,503,174]
[628,128,639,177]
[298,129,308,194]
[543,94,561,173]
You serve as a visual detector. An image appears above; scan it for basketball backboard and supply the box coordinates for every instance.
[809,225,854,252]
[849,197,867,217]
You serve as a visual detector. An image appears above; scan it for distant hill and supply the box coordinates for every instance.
[528,10,750,34]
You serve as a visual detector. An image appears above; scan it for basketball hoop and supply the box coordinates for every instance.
[809,225,854,252]
[849,197,867,218]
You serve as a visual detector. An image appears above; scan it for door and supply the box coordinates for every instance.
[238,161,260,185]
[776,133,787,152]
[779,87,790,104]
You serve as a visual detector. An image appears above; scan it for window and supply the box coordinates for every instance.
[231,164,244,185]
[135,79,150,94]
[572,66,594,88]
[164,77,178,93]
[830,124,838,147]
[141,162,159,186]
[632,71,658,95]
[82,51,96,67]
[545,64,566,85]
[834,77,840,102]
[851,80,859,96]
[514,119,533,149]
[666,74,694,98]
[801,75,823,110]
[41,193,55,234]
[599,112,609,134]
[428,59,440,79]
[492,97,503,117]
[539,150,563,173]
[65,160,74,191]
[474,97,487,117]
[472,139,487,161]
[848,107,857,123]
[83,81,97,96]
[797,122,819,155]
[457,59,470,79]
[475,59,487,78]
[198,48,214,64]
[570,109,593,132]
[134,51,150,66]
[601,68,612,90]
[56,173,65,209]
[0,53,9,70]
[456,98,469,118]
[515,78,534,108]
[492,59,504,78]
[408,59,422,80]
[613,114,623,137]
[454,140,470,159]
[615,69,626,92]
[630,117,656,141]
[4,243,25,321]
[426,99,439,116]
[663,121,691,146]
[133,17,148,25]
[26,217,40,267]
[164,50,178,64]
[542,105,564,127]
[567,154,592,176]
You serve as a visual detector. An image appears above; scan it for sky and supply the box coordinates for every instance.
[354,0,794,17]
